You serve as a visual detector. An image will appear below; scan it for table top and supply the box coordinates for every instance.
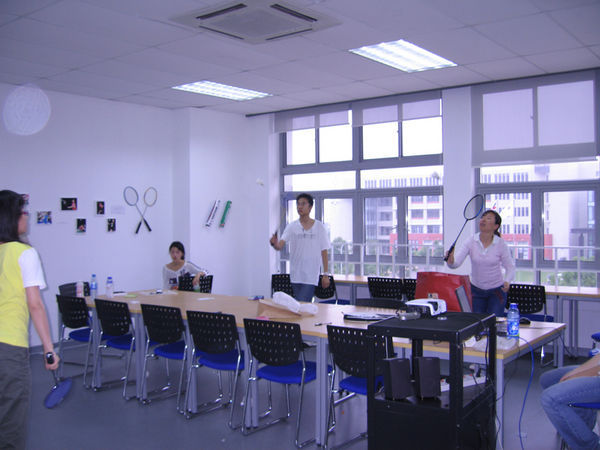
[94,290,565,360]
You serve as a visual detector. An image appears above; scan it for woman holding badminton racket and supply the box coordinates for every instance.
[445,209,515,316]
[162,241,209,291]
[0,190,58,448]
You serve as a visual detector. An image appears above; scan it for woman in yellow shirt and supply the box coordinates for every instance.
[0,190,59,449]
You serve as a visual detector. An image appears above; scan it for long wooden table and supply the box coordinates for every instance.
[89,290,565,447]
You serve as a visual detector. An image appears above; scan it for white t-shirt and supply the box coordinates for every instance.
[162,261,208,290]
[281,219,330,286]
[19,247,46,289]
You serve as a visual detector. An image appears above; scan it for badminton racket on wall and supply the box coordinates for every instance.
[444,194,485,261]
[135,187,157,233]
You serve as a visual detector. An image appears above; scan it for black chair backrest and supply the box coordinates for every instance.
[243,318,302,367]
[355,298,404,309]
[140,304,185,344]
[327,325,387,378]
[58,282,90,297]
[178,275,195,292]
[271,274,294,297]
[314,275,337,300]
[186,311,239,354]
[403,278,417,301]
[179,275,213,293]
[367,277,403,300]
[95,299,132,337]
[507,284,546,315]
[196,275,213,294]
[56,295,90,329]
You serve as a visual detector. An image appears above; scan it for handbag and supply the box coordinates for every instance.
[414,271,472,312]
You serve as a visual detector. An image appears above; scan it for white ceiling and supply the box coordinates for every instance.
[1,0,599,115]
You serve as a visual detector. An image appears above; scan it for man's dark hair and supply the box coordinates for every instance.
[296,193,314,207]
[169,241,186,260]
[0,190,25,243]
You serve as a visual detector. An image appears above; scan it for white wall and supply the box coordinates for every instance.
[187,108,272,297]
[1,83,175,345]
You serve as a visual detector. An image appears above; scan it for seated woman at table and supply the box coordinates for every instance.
[540,353,600,450]
[162,241,208,290]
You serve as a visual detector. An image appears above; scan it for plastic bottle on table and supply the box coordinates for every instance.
[106,276,114,299]
[507,303,520,338]
[90,274,98,300]
[75,281,84,297]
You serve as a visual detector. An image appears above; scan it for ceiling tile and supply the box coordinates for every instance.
[79,60,190,88]
[29,0,195,46]
[412,65,490,86]
[0,38,100,69]
[466,57,545,80]
[475,13,582,55]
[47,69,157,97]
[426,0,540,26]
[525,48,600,72]
[550,3,600,46]
[0,54,65,78]
[252,61,353,89]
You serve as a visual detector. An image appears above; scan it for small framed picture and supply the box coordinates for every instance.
[61,197,77,211]
[76,218,86,233]
[107,218,116,232]
[37,211,52,224]
[96,201,105,215]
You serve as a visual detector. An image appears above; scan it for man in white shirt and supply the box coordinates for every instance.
[270,193,330,302]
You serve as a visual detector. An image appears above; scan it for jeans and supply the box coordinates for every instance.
[291,283,316,302]
[471,283,506,317]
[540,366,600,450]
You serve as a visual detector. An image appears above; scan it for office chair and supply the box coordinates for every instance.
[242,318,316,448]
[367,277,404,300]
[403,278,417,301]
[93,299,137,399]
[140,304,187,412]
[55,294,95,386]
[271,273,294,297]
[314,275,339,304]
[325,325,388,448]
[184,311,244,427]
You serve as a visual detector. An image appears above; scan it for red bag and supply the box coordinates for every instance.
[414,272,472,312]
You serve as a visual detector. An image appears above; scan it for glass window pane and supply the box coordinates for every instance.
[363,122,398,159]
[480,159,600,183]
[284,171,356,191]
[402,116,442,156]
[485,193,532,261]
[364,197,397,257]
[408,195,443,257]
[483,89,533,150]
[323,198,353,255]
[538,80,595,146]
[361,166,443,189]
[543,191,595,263]
[319,124,352,162]
[286,129,315,165]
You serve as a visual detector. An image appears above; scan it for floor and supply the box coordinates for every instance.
[26,344,581,450]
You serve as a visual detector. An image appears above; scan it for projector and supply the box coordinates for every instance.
[405,299,447,317]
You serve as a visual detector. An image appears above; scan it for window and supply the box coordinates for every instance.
[323,198,353,256]
[364,197,397,256]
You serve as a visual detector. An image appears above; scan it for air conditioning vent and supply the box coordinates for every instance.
[171,0,339,44]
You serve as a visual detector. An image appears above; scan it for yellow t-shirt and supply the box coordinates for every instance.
[0,242,38,348]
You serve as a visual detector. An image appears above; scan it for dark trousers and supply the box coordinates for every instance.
[0,342,31,450]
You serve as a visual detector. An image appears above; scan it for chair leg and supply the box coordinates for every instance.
[228,362,242,429]
[83,335,93,388]
[122,338,136,400]
[294,371,315,448]
[140,340,151,404]
[176,353,187,412]
[241,359,255,435]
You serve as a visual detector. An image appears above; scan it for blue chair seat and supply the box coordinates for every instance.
[523,313,554,322]
[257,361,317,385]
[198,350,245,372]
[592,332,600,342]
[570,402,600,408]
[106,334,134,351]
[154,340,186,359]
[69,328,112,342]
[339,375,383,396]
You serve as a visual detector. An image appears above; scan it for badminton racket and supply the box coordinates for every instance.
[44,353,72,409]
[123,186,149,233]
[444,194,485,261]
[134,187,157,233]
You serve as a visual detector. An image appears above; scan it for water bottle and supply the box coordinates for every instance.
[90,274,98,301]
[507,303,520,338]
[106,276,114,299]
[75,281,84,297]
